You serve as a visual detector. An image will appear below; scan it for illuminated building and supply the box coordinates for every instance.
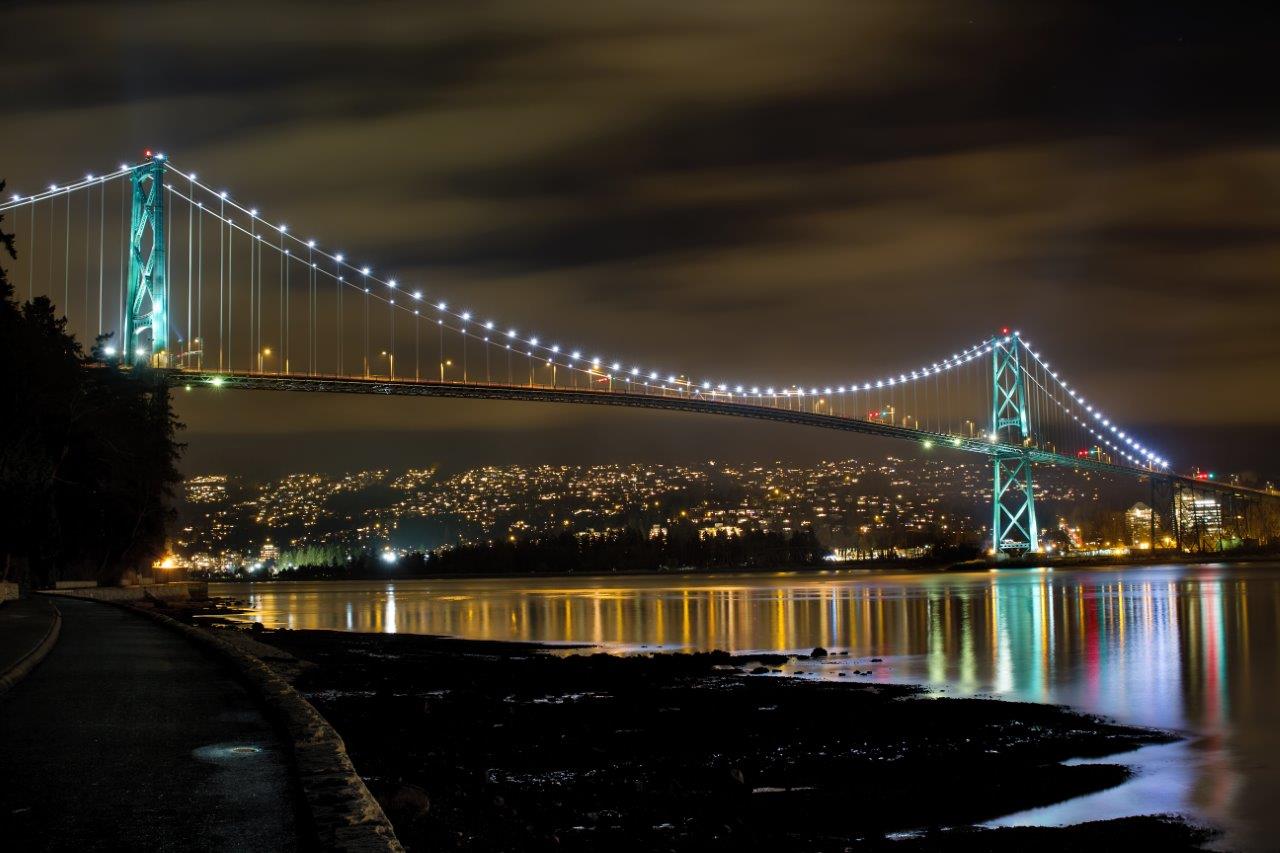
[1176,492,1222,544]
[1124,502,1161,547]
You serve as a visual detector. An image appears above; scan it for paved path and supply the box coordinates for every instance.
[0,597,298,851]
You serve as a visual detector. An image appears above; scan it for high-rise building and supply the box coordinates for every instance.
[1124,502,1161,547]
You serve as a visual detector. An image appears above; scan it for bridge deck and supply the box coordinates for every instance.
[168,369,1220,489]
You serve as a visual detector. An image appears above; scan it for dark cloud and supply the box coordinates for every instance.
[2,1,1277,475]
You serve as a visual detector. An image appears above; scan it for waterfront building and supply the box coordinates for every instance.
[1124,502,1162,547]
[1176,492,1222,547]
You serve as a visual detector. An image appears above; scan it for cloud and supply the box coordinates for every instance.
[2,0,1278,471]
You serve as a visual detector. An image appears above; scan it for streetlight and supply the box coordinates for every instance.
[380,350,395,380]
[439,358,452,382]
[258,347,272,373]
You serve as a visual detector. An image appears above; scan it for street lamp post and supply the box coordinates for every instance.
[381,350,395,380]
[258,347,271,373]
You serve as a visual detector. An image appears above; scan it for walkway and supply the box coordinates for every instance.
[0,597,298,851]
[0,596,58,681]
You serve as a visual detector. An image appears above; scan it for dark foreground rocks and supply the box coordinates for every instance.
[246,628,1212,852]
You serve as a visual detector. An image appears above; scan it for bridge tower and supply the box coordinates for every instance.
[990,332,1039,557]
[123,156,168,366]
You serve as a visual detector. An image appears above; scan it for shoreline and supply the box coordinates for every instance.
[198,549,1280,585]
[204,615,1215,851]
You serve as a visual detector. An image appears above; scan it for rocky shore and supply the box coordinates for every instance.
[221,622,1215,852]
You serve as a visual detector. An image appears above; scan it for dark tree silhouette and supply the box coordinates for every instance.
[0,178,184,590]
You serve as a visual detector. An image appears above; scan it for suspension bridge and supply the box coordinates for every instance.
[1,153,1271,557]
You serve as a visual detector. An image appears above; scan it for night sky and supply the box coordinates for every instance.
[3,2,1278,478]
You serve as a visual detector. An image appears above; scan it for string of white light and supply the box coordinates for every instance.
[1017,333,1168,469]
[0,160,148,211]
[0,154,1171,473]
[162,157,1002,404]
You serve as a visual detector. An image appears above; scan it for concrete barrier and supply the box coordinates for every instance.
[0,598,62,695]
[48,582,206,603]
[54,580,98,590]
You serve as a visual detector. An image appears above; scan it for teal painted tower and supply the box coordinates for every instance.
[123,157,167,365]
[990,332,1039,556]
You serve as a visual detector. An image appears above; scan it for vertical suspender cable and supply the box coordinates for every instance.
[251,224,257,367]
[98,179,104,337]
[28,203,34,301]
[284,245,289,374]
[47,194,53,300]
[84,188,90,334]
[187,177,193,365]
[336,259,342,375]
[218,197,224,371]
[198,208,203,369]
[279,243,284,374]
[257,231,263,369]
[119,175,126,339]
[984,348,991,436]
[226,204,231,371]
[945,361,952,435]
[248,219,253,367]
[1029,360,1039,446]
[308,245,314,375]
[165,190,171,358]
[64,191,70,317]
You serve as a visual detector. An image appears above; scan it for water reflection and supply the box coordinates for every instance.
[212,563,1280,851]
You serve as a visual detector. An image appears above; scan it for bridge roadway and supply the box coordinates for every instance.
[166,368,1271,499]
[0,597,298,850]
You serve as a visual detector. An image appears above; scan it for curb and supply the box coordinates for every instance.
[54,595,402,852]
[0,599,62,696]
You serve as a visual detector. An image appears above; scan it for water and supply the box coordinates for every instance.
[211,562,1280,850]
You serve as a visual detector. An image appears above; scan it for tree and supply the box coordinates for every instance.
[0,179,184,590]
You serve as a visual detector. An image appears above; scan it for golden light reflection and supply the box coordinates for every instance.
[218,567,1278,750]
